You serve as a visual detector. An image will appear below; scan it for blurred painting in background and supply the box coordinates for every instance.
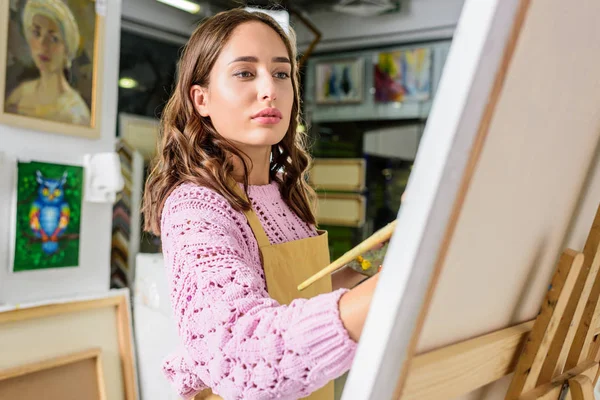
[374,48,432,103]
[315,57,364,104]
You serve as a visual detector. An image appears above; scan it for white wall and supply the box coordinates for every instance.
[0,1,123,304]
[292,0,465,52]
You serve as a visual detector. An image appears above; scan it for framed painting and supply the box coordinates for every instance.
[0,0,105,138]
[374,47,432,103]
[315,57,364,104]
[10,160,84,272]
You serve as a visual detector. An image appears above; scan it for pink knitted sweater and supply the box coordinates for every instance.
[160,181,357,400]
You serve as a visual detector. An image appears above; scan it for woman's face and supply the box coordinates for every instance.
[27,14,67,74]
[193,21,294,153]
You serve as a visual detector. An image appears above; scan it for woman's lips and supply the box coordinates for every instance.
[38,54,50,62]
[252,116,282,124]
[251,107,283,125]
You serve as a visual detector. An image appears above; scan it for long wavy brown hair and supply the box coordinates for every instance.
[142,8,316,235]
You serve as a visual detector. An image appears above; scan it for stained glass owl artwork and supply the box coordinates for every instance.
[29,170,71,255]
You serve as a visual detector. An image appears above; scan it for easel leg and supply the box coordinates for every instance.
[567,374,595,400]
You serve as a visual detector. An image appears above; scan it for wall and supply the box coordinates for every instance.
[0,1,123,304]
[292,0,465,53]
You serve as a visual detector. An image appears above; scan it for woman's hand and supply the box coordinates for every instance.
[335,239,389,341]
[338,272,381,342]
[332,238,388,290]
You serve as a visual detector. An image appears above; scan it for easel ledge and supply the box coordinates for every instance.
[403,318,598,399]
[403,202,600,399]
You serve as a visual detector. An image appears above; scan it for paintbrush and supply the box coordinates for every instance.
[297,219,397,291]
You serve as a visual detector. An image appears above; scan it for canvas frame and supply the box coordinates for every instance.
[316,193,366,227]
[118,113,159,162]
[315,57,364,105]
[0,348,107,400]
[309,158,366,192]
[0,291,137,400]
[0,1,105,139]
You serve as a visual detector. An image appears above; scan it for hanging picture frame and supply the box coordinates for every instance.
[374,47,432,103]
[0,0,105,138]
[315,57,364,105]
[9,159,84,272]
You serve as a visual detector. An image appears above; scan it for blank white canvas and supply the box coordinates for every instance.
[341,0,600,398]
[342,1,520,398]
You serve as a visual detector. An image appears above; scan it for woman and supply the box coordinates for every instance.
[142,9,382,400]
[5,0,90,125]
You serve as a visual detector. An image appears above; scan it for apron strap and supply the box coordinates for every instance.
[228,177,271,249]
[242,209,271,249]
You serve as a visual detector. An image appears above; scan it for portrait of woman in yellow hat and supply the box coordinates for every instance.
[2,0,97,128]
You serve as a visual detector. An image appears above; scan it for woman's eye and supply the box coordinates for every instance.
[51,35,60,44]
[234,71,254,78]
[32,29,41,38]
[274,72,290,79]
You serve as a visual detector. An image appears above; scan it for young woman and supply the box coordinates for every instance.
[5,0,90,125]
[143,9,381,400]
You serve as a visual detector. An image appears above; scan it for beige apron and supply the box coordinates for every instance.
[195,184,334,400]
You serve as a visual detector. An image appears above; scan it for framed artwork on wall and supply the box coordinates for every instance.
[315,57,364,104]
[374,47,432,103]
[0,0,105,138]
[10,159,84,272]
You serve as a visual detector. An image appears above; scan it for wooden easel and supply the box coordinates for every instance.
[356,204,600,400]
[503,203,600,400]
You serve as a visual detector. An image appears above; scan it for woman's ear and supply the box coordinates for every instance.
[190,85,209,117]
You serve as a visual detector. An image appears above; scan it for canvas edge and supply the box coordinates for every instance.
[340,0,524,399]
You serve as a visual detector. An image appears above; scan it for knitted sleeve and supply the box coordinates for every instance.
[160,185,357,400]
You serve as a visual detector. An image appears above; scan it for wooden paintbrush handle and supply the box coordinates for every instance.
[298,220,397,291]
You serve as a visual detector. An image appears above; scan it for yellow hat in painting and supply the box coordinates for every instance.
[22,0,81,65]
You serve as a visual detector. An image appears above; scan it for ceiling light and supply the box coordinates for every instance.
[156,0,201,14]
[333,0,397,17]
[119,77,139,89]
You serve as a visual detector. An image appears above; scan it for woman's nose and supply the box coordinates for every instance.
[258,77,278,102]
